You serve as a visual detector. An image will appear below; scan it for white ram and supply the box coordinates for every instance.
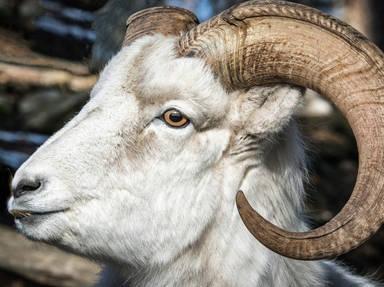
[8,1,384,286]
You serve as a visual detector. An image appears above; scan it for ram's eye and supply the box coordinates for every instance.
[162,109,190,128]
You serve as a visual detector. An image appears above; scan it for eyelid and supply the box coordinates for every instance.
[158,105,187,117]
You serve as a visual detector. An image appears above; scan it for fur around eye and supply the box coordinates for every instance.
[162,109,190,128]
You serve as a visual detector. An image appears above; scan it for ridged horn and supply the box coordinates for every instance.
[178,0,384,260]
[123,6,199,46]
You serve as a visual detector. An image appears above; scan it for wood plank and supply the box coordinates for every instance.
[0,28,97,91]
[0,225,100,287]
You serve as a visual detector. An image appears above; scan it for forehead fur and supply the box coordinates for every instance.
[95,35,230,122]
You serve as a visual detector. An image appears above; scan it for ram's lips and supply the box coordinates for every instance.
[10,210,31,219]
[10,209,68,220]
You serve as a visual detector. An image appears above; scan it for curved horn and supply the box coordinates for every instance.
[178,0,384,260]
[123,6,199,46]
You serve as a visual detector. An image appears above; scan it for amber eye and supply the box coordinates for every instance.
[162,109,190,128]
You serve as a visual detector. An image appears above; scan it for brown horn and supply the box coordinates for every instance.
[178,0,384,260]
[123,6,199,46]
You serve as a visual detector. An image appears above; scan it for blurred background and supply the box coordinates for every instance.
[0,0,384,286]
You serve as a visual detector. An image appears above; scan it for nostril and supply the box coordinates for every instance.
[13,178,42,198]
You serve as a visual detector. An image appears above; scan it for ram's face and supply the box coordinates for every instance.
[8,36,233,263]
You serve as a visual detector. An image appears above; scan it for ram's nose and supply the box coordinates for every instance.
[12,177,43,198]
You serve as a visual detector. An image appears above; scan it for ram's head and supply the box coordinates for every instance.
[8,1,384,264]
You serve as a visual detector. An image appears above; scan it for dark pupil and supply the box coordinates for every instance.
[169,112,183,122]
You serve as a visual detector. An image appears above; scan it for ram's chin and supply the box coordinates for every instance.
[14,212,67,243]
[15,215,101,260]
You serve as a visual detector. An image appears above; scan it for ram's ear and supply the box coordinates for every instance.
[229,85,304,149]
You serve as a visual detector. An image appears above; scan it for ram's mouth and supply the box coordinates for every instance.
[10,209,66,220]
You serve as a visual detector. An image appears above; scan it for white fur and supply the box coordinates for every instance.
[8,36,380,286]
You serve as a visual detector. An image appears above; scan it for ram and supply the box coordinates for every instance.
[7,1,384,286]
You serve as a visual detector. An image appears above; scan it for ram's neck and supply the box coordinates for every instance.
[98,227,325,287]
[181,124,325,287]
